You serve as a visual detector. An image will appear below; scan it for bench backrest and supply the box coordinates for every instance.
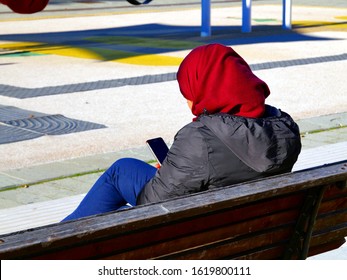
[0,161,346,260]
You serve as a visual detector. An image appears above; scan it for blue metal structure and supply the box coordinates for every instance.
[1,0,292,37]
[126,0,293,36]
[201,0,292,36]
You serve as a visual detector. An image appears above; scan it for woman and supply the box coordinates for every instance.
[0,0,49,14]
[62,44,301,221]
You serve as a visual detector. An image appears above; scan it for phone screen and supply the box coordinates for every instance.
[146,137,169,165]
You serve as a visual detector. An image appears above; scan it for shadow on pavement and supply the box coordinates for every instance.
[0,23,341,62]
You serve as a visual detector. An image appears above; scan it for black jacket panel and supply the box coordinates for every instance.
[137,105,301,205]
[137,121,210,204]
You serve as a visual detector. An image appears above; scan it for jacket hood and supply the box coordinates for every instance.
[198,105,301,173]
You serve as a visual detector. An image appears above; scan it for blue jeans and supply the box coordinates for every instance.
[62,158,157,221]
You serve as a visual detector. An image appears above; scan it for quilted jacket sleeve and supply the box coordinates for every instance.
[137,123,210,205]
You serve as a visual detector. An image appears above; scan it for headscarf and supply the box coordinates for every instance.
[177,44,270,118]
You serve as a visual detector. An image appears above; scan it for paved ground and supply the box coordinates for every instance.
[0,0,346,259]
[0,0,346,170]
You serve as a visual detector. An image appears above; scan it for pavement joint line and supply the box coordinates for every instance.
[1,53,346,99]
[301,125,347,135]
[0,172,26,184]
[0,169,107,192]
[296,112,347,134]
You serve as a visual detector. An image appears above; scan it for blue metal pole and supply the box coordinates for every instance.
[201,0,211,37]
[242,0,252,33]
[282,0,292,29]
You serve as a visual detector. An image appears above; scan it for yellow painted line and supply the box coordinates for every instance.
[293,20,347,31]
[0,42,102,60]
[114,54,182,66]
[0,42,183,66]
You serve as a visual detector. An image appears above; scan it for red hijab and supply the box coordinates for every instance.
[0,0,49,14]
[177,44,270,118]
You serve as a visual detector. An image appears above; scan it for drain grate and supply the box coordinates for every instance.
[0,105,47,121]
[0,124,41,144]
[4,114,105,136]
[0,106,106,144]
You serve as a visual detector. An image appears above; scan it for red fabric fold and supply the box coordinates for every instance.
[177,44,270,118]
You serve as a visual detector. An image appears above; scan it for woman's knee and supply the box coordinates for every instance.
[108,158,144,173]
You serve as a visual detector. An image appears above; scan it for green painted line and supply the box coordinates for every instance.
[302,125,347,135]
[253,18,278,22]
[0,51,47,57]
[86,36,202,49]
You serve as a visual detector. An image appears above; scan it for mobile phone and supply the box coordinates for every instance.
[146,137,169,166]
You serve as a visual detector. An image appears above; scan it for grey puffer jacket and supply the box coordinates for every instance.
[137,105,301,205]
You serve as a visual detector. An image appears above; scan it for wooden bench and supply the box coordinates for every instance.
[1,141,346,236]
[0,160,346,260]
